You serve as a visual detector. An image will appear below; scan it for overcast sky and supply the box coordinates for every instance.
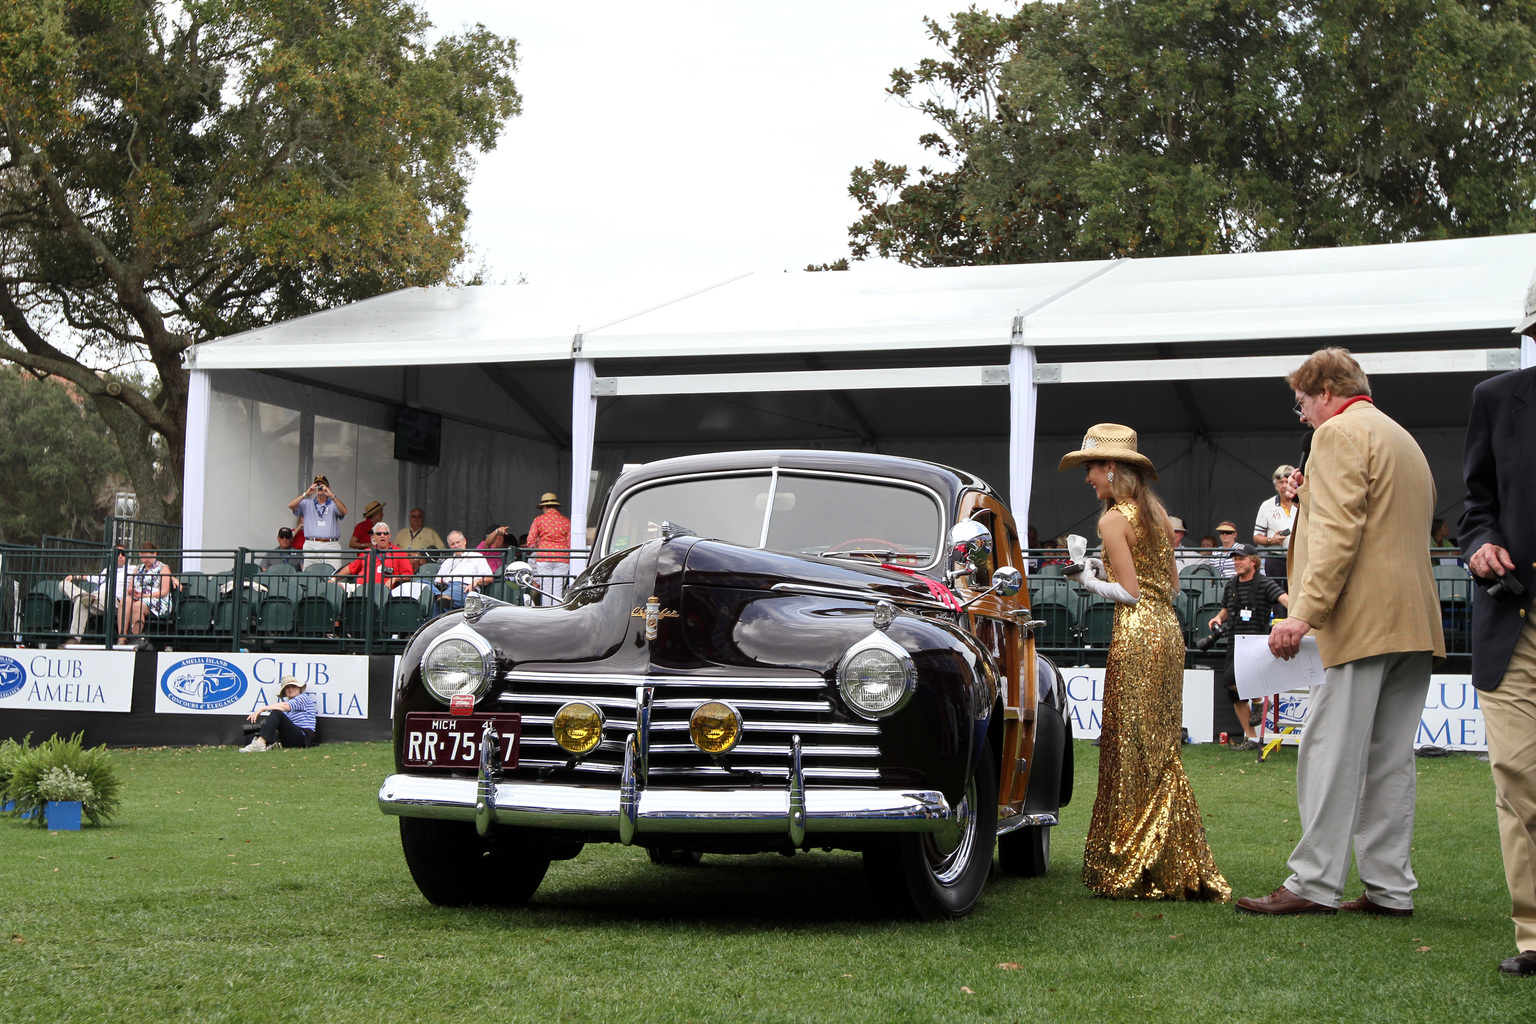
[418,2,961,298]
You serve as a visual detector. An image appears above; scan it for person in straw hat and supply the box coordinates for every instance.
[240,676,318,752]
[1059,423,1230,901]
[525,492,573,603]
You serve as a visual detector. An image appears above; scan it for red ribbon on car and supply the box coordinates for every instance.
[881,564,964,611]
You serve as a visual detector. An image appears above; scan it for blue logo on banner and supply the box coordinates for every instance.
[160,657,247,710]
[0,656,26,698]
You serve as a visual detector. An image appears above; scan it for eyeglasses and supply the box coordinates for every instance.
[372,530,390,536]
[1217,530,1236,535]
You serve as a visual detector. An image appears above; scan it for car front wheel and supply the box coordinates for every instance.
[863,743,999,920]
[399,817,553,907]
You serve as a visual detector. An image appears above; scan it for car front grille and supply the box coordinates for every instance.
[492,669,882,785]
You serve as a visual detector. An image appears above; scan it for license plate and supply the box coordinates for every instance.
[403,712,521,769]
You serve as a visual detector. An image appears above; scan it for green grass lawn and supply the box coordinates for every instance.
[1,741,1527,1023]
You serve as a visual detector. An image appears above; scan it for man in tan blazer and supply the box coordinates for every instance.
[1237,348,1445,917]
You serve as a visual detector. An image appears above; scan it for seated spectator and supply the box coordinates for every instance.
[1169,516,1196,570]
[61,547,128,642]
[336,521,414,587]
[120,543,175,639]
[1431,517,1461,565]
[261,527,303,569]
[477,523,514,573]
[240,675,318,752]
[1041,534,1075,567]
[400,508,446,570]
[350,500,386,550]
[435,531,495,608]
[1214,521,1240,577]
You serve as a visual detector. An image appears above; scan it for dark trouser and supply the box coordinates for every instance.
[258,711,317,748]
[1264,557,1287,586]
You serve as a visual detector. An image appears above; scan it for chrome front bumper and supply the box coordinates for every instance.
[377,774,955,836]
[378,721,956,844]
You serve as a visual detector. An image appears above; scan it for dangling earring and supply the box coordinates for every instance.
[1107,470,1115,482]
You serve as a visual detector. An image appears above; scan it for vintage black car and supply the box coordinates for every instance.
[379,450,1073,919]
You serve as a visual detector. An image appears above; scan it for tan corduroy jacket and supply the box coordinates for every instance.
[1288,400,1446,668]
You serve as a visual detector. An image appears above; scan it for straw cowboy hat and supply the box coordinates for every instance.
[538,492,561,507]
[1058,423,1159,480]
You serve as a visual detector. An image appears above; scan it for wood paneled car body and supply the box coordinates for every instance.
[379,450,1073,919]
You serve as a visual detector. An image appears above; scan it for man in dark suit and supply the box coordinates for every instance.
[1459,277,1536,976]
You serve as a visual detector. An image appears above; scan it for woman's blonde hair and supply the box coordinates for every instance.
[1095,460,1173,545]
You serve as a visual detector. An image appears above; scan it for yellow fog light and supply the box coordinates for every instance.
[552,702,605,755]
[689,701,743,756]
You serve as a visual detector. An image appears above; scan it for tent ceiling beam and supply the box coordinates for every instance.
[592,364,1011,397]
[1034,348,1523,385]
[482,364,571,448]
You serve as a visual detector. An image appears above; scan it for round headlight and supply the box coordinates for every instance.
[420,629,493,703]
[689,701,743,755]
[552,702,605,755]
[837,633,915,718]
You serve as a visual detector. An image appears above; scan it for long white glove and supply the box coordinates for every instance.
[1081,573,1138,605]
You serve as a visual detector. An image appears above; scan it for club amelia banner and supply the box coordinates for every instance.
[1254,674,1487,751]
[154,653,369,718]
[1062,667,1216,744]
[0,649,134,712]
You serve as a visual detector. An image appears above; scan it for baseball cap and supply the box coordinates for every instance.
[1229,542,1259,557]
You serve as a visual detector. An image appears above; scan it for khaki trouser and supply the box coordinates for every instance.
[59,580,111,638]
[1284,650,1433,909]
[1481,616,1536,952]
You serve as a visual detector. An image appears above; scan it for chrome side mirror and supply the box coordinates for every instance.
[505,560,557,602]
[990,565,1022,597]
[958,564,1023,610]
[949,520,992,564]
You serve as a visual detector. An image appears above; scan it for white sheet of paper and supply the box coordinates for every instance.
[1233,634,1326,699]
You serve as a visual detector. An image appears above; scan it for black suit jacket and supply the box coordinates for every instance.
[1459,366,1536,689]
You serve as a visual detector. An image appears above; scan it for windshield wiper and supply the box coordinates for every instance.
[818,549,932,562]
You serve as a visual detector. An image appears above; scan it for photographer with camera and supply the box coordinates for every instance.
[288,474,347,567]
[1204,543,1289,752]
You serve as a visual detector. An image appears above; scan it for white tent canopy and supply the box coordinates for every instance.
[186,233,1536,560]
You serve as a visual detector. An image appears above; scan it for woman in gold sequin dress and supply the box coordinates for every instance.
[1059,424,1230,901]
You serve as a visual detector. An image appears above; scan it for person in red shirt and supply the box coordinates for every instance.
[350,500,387,550]
[337,520,414,587]
[526,492,572,602]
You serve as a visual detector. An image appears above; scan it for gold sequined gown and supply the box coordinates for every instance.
[1082,501,1231,901]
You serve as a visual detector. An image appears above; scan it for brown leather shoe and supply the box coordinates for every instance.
[1499,950,1536,976]
[1339,893,1412,917]
[1235,885,1337,915]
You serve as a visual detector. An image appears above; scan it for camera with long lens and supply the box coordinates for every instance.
[1193,620,1231,653]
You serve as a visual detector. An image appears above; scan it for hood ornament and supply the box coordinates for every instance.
[631,596,679,641]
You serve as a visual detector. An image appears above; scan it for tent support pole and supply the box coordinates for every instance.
[568,356,597,576]
[1008,335,1037,538]
[182,366,211,571]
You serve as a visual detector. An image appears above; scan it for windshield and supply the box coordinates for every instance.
[606,471,942,566]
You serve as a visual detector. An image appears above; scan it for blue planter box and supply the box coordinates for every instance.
[45,800,82,831]
[3,800,35,820]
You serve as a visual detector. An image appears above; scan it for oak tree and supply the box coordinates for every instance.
[0,0,521,524]
[850,1,1536,266]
